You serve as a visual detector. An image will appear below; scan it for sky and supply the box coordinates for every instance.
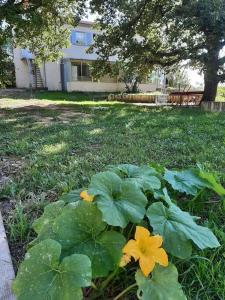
[187,69,204,88]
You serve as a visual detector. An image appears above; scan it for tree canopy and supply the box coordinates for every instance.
[89,0,225,101]
[0,0,86,87]
[0,0,86,61]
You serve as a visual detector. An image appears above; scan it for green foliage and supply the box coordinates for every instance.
[59,189,82,203]
[90,60,153,93]
[216,86,225,102]
[13,239,92,300]
[89,171,148,227]
[0,47,15,88]
[198,169,225,196]
[90,0,225,101]
[32,200,65,243]
[136,264,187,300]
[147,201,220,259]
[164,168,225,196]
[52,201,125,277]
[108,164,161,191]
[13,162,222,299]
[0,0,86,62]
[164,169,207,196]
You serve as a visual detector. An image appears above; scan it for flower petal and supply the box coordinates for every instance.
[139,255,155,277]
[135,226,150,243]
[152,248,168,267]
[119,254,131,267]
[147,235,163,249]
[123,240,141,261]
[80,191,94,202]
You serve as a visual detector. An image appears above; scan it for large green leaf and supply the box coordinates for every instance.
[89,171,148,227]
[164,169,208,196]
[198,169,225,196]
[108,164,161,191]
[164,168,225,196]
[13,239,92,300]
[53,201,126,277]
[147,202,220,258]
[59,189,83,203]
[32,200,65,237]
[136,264,187,300]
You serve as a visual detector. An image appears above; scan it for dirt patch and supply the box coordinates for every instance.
[10,241,28,270]
[29,115,55,125]
[0,157,26,190]
[0,199,15,217]
[25,110,89,125]
[0,174,11,187]
[0,88,31,99]
[1,102,91,124]
[57,111,89,123]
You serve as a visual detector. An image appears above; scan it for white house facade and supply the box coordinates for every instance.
[14,21,164,93]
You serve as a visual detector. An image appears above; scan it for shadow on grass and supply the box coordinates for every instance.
[35,91,116,102]
[0,89,119,102]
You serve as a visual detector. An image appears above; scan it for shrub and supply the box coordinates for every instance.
[13,164,224,300]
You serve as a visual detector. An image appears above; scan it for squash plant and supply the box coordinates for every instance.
[13,164,224,300]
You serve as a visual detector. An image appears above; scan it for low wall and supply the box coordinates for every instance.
[67,81,158,93]
[201,101,225,112]
[67,81,124,92]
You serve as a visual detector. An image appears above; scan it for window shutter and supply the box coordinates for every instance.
[70,30,77,45]
[85,32,93,46]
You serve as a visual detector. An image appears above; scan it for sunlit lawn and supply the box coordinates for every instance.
[217,86,225,101]
[0,91,225,299]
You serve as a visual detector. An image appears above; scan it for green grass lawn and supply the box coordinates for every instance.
[216,86,225,101]
[0,91,225,299]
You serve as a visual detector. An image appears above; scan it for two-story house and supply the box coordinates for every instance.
[14,21,164,93]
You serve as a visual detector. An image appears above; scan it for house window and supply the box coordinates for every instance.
[70,31,93,46]
[71,61,92,81]
[75,32,86,46]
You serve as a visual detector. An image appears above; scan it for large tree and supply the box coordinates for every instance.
[90,0,225,102]
[0,0,86,79]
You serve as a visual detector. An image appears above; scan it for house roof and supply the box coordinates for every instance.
[79,20,94,27]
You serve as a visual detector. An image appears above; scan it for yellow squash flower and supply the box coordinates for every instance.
[122,226,168,277]
[80,191,94,202]
[119,254,131,267]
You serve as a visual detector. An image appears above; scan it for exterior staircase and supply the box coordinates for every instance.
[31,62,44,89]
[26,59,44,89]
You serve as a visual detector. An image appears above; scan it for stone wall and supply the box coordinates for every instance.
[201,101,225,112]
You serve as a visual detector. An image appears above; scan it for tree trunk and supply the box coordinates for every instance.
[202,74,218,102]
[202,49,219,102]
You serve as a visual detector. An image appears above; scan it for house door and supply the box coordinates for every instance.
[71,65,78,81]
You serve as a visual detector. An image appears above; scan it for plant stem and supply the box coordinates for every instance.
[127,223,135,239]
[91,282,98,290]
[89,268,120,300]
[100,268,119,290]
[113,283,137,300]
[188,189,203,210]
